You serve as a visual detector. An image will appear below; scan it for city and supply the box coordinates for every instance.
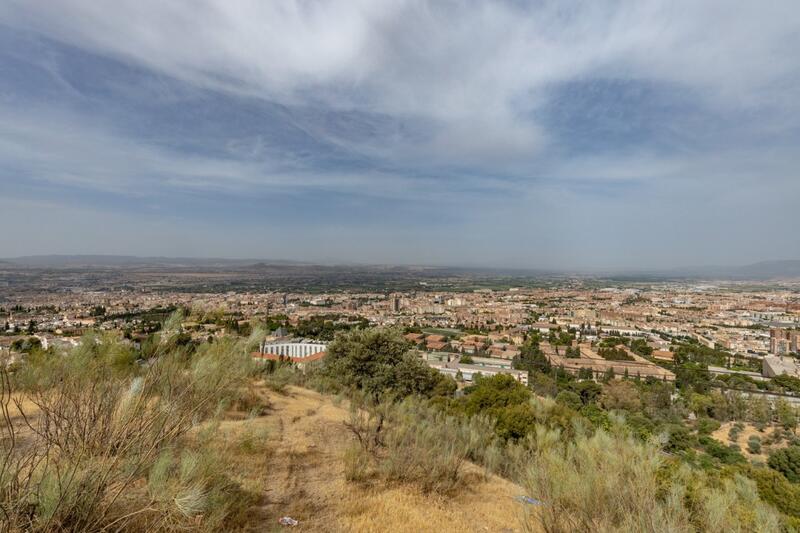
[2,1,800,531]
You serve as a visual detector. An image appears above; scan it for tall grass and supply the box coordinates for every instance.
[519,419,783,532]
[0,313,259,532]
[343,397,497,494]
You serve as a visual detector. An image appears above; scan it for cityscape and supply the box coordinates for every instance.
[2,1,800,532]
[3,259,800,388]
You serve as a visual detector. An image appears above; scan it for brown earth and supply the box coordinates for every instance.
[219,385,528,532]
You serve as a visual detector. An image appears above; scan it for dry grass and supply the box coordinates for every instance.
[218,385,527,532]
[712,422,787,461]
[0,327,263,532]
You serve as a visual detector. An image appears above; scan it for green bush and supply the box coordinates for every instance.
[768,446,800,483]
[664,423,697,453]
[700,436,746,465]
[747,435,762,455]
[321,327,454,400]
[521,422,781,532]
[555,390,582,411]
[697,417,721,435]
[748,466,800,517]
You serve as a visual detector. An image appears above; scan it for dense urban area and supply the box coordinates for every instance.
[3,259,800,531]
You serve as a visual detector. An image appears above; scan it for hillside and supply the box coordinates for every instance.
[217,385,526,532]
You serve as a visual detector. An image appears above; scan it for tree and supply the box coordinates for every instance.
[514,339,550,374]
[776,398,798,433]
[570,380,603,405]
[749,396,772,430]
[768,446,800,483]
[322,327,453,401]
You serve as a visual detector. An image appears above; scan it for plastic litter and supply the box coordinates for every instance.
[515,495,544,505]
[279,516,299,526]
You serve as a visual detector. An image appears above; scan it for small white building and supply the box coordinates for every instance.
[259,339,328,359]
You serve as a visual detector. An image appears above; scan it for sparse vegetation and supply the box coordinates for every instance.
[0,312,261,531]
[3,320,799,531]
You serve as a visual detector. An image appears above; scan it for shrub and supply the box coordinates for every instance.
[0,317,257,531]
[343,398,496,494]
[697,417,721,435]
[768,446,800,483]
[237,424,271,454]
[263,365,295,393]
[625,412,656,441]
[600,380,641,411]
[555,390,582,411]
[520,423,781,532]
[699,436,746,465]
[748,466,800,518]
[747,435,762,455]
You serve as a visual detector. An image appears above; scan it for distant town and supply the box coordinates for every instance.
[2,258,799,397]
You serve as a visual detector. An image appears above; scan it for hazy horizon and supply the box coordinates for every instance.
[4,253,800,277]
[1,1,799,270]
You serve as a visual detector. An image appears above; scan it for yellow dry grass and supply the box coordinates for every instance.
[4,392,41,445]
[711,421,788,461]
[214,385,528,532]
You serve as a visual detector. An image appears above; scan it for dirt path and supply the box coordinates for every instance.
[220,386,528,532]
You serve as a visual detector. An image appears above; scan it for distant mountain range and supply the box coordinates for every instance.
[2,255,800,280]
[0,255,305,269]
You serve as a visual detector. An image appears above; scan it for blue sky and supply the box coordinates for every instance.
[1,1,798,269]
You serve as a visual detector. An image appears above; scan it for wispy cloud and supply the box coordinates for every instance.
[0,1,798,267]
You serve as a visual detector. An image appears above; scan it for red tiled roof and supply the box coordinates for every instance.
[426,341,447,350]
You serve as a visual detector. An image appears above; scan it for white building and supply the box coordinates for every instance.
[259,339,328,359]
[763,356,800,379]
[429,361,528,385]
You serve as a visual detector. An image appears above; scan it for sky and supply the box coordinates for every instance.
[0,1,799,270]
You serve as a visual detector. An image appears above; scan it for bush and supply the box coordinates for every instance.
[699,436,746,465]
[600,380,641,411]
[697,417,721,435]
[237,423,271,454]
[0,315,258,531]
[520,422,781,532]
[263,365,295,393]
[344,398,496,494]
[768,446,800,483]
[747,435,762,455]
[748,466,800,518]
[664,424,697,453]
[555,390,582,411]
